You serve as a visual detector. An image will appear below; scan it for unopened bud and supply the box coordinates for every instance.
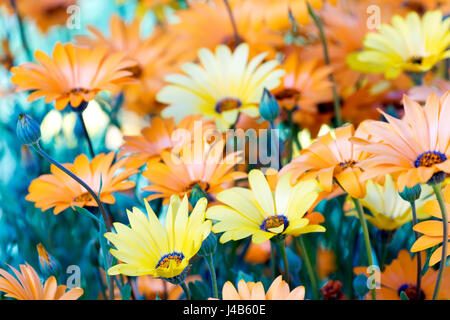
[259,88,279,121]
[17,113,41,146]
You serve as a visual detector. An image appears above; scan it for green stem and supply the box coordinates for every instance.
[352,197,376,300]
[205,254,218,299]
[77,111,96,158]
[270,241,277,279]
[180,281,191,300]
[410,201,422,300]
[294,236,318,300]
[275,239,290,282]
[307,3,342,127]
[431,184,448,300]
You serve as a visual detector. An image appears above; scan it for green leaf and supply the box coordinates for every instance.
[74,206,102,225]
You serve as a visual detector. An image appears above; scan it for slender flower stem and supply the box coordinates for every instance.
[431,184,448,300]
[307,3,342,127]
[205,254,219,299]
[223,0,240,43]
[270,241,277,279]
[275,239,290,282]
[77,111,96,158]
[32,142,114,299]
[294,236,318,300]
[180,281,191,300]
[352,197,376,300]
[410,201,422,300]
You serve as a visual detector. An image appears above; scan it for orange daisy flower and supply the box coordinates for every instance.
[274,53,333,114]
[355,93,450,190]
[15,0,77,34]
[76,16,181,115]
[0,263,83,300]
[411,184,450,266]
[26,152,137,215]
[168,0,284,62]
[142,139,246,204]
[354,250,450,300]
[217,276,305,300]
[281,124,369,199]
[137,275,201,300]
[119,115,216,169]
[10,42,135,111]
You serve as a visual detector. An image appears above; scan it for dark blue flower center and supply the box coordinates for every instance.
[260,215,289,233]
[156,252,184,269]
[215,97,242,113]
[414,151,447,168]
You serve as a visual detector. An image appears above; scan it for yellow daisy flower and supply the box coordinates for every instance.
[105,196,211,280]
[350,10,450,79]
[345,175,433,231]
[206,169,325,244]
[157,43,284,130]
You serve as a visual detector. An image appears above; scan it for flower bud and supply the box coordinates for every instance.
[16,113,41,146]
[37,243,61,278]
[353,273,369,298]
[259,88,279,121]
[189,184,208,208]
[198,233,217,257]
[399,184,421,202]
[427,171,446,186]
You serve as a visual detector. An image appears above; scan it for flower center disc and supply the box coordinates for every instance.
[215,97,242,113]
[74,192,93,203]
[414,151,447,168]
[339,160,357,170]
[407,56,423,65]
[156,252,184,269]
[398,284,425,300]
[260,215,289,233]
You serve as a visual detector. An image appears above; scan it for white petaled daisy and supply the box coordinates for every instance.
[157,43,285,130]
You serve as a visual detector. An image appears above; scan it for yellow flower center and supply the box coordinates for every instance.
[73,192,93,203]
[414,151,447,168]
[215,97,242,113]
[275,88,301,110]
[339,160,357,170]
[156,252,184,269]
[260,215,289,233]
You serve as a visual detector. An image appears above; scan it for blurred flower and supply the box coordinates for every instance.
[281,124,369,199]
[105,196,211,279]
[119,115,216,169]
[345,175,432,231]
[157,43,284,130]
[26,152,137,214]
[10,42,135,110]
[411,184,450,266]
[244,240,271,264]
[354,250,450,299]
[0,39,14,71]
[142,138,246,204]
[217,276,305,300]
[317,246,337,280]
[274,54,333,113]
[168,0,284,62]
[14,0,77,34]
[350,10,450,79]
[243,0,337,30]
[206,169,325,244]
[137,275,201,300]
[77,16,181,115]
[356,93,450,191]
[0,263,83,300]
[408,79,450,102]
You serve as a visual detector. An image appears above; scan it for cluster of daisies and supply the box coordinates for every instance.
[1,0,450,300]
